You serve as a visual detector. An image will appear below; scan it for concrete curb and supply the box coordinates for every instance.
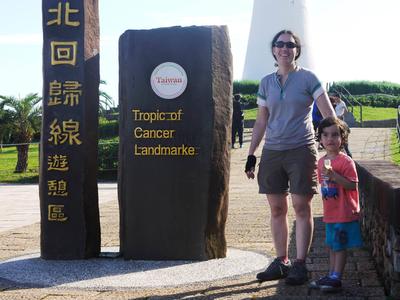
[0,248,269,290]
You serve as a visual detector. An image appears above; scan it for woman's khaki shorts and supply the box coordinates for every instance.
[257,144,318,195]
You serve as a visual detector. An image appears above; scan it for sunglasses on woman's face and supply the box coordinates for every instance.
[274,41,297,49]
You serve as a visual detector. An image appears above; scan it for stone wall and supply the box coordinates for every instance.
[356,160,400,298]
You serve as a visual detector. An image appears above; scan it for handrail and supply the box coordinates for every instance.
[329,84,363,127]
[397,105,400,142]
[339,85,363,125]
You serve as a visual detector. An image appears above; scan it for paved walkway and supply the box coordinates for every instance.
[347,128,392,161]
[0,128,394,299]
[0,183,117,233]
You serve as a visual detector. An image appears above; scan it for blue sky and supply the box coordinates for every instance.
[0,0,399,104]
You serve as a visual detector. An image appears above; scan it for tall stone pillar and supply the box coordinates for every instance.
[40,0,100,259]
[119,26,232,260]
[242,0,314,80]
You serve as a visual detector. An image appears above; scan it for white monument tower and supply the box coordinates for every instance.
[242,0,314,80]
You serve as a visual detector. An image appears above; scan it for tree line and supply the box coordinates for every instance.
[234,80,400,108]
[2,80,399,173]
[0,81,114,173]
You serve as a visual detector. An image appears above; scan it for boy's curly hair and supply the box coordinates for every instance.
[317,116,349,150]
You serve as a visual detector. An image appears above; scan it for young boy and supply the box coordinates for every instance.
[310,116,363,292]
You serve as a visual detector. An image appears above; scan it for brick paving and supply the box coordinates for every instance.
[0,128,392,299]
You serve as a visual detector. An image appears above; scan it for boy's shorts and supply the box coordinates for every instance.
[325,221,363,251]
[257,144,318,195]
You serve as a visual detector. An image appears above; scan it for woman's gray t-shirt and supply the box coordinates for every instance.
[257,67,324,150]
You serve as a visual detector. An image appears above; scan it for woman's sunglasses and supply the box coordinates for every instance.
[274,41,297,49]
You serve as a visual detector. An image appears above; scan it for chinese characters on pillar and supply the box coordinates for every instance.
[48,80,82,106]
[46,2,80,27]
[44,1,83,222]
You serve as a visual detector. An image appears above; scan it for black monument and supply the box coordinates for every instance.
[119,26,232,260]
[40,0,100,259]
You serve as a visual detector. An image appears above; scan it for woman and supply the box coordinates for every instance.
[245,30,335,285]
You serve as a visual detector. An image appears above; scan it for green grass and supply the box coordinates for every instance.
[0,143,40,183]
[244,108,258,120]
[0,139,119,183]
[350,106,397,122]
[244,106,397,121]
[390,129,400,166]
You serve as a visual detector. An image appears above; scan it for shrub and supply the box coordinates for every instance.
[331,81,400,96]
[233,80,259,95]
[240,94,257,108]
[98,137,119,171]
[98,118,118,139]
[234,80,400,108]
[347,94,400,108]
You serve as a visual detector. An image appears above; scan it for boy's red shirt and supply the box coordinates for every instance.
[317,152,360,223]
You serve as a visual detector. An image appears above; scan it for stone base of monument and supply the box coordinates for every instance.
[0,247,269,289]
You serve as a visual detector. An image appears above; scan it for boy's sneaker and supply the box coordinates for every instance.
[285,261,308,285]
[309,276,330,289]
[256,258,292,282]
[309,276,342,292]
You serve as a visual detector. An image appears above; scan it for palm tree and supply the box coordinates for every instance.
[0,108,12,152]
[0,93,42,172]
[99,80,114,117]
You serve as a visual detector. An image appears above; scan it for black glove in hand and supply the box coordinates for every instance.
[245,155,256,173]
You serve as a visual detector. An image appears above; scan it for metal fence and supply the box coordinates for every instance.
[329,84,363,127]
[0,141,119,178]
